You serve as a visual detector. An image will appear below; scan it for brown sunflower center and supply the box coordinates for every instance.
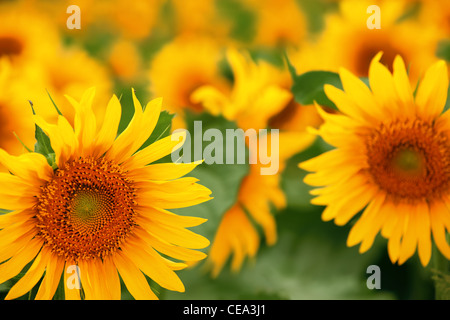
[366,118,450,200]
[0,36,23,57]
[36,156,137,262]
[355,39,406,77]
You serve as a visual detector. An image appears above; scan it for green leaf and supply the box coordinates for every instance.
[436,40,450,62]
[46,89,63,116]
[0,209,11,215]
[290,70,343,110]
[34,124,57,170]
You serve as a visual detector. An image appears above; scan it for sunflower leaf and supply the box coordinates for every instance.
[290,70,342,110]
[34,124,57,169]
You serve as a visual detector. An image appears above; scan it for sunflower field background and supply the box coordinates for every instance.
[0,0,449,300]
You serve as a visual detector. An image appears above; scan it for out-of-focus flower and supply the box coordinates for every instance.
[289,0,442,81]
[148,36,230,129]
[0,5,59,67]
[171,0,231,40]
[0,58,36,156]
[417,0,450,37]
[0,88,211,300]
[300,53,450,266]
[194,48,317,275]
[246,0,307,47]
[108,39,143,84]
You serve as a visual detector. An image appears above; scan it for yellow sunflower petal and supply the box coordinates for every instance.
[0,149,51,182]
[133,226,207,262]
[123,130,186,170]
[113,251,158,300]
[414,200,432,266]
[129,161,202,181]
[103,256,121,300]
[430,201,450,260]
[122,237,185,292]
[392,55,414,111]
[4,247,50,300]
[415,60,448,120]
[34,255,65,300]
[94,94,122,156]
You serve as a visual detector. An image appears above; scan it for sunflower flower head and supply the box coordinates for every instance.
[300,52,450,267]
[0,88,212,300]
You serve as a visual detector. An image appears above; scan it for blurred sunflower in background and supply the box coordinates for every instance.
[289,0,442,80]
[193,48,319,276]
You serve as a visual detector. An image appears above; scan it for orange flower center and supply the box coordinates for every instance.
[366,118,450,200]
[0,36,23,58]
[36,157,137,262]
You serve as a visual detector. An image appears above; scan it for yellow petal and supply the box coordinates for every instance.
[0,236,42,285]
[430,201,450,260]
[139,215,210,249]
[5,247,50,300]
[113,251,158,300]
[0,149,51,183]
[129,161,202,181]
[415,60,448,120]
[123,130,186,170]
[137,206,207,228]
[103,256,121,300]
[122,238,185,292]
[35,254,65,300]
[411,200,431,266]
[392,55,414,113]
[94,94,122,156]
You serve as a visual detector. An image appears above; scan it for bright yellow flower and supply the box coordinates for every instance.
[289,0,442,81]
[171,0,231,40]
[194,48,317,275]
[148,36,229,129]
[417,0,450,37]
[246,0,307,47]
[0,58,36,156]
[0,4,59,66]
[0,88,211,299]
[108,39,143,83]
[300,53,450,266]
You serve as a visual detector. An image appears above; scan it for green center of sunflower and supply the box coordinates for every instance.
[70,190,110,225]
[392,148,424,175]
[36,157,138,262]
[366,118,450,200]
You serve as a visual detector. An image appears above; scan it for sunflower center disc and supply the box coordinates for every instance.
[36,157,137,262]
[366,118,450,200]
[0,36,23,57]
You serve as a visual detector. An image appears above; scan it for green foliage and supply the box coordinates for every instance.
[286,56,342,110]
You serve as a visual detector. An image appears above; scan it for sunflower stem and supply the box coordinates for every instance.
[431,234,450,300]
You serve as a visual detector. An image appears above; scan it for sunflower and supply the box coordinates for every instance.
[0,4,59,67]
[289,0,442,81]
[148,36,229,129]
[193,48,317,275]
[0,88,211,299]
[300,53,450,266]
[245,0,307,47]
[0,58,36,157]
